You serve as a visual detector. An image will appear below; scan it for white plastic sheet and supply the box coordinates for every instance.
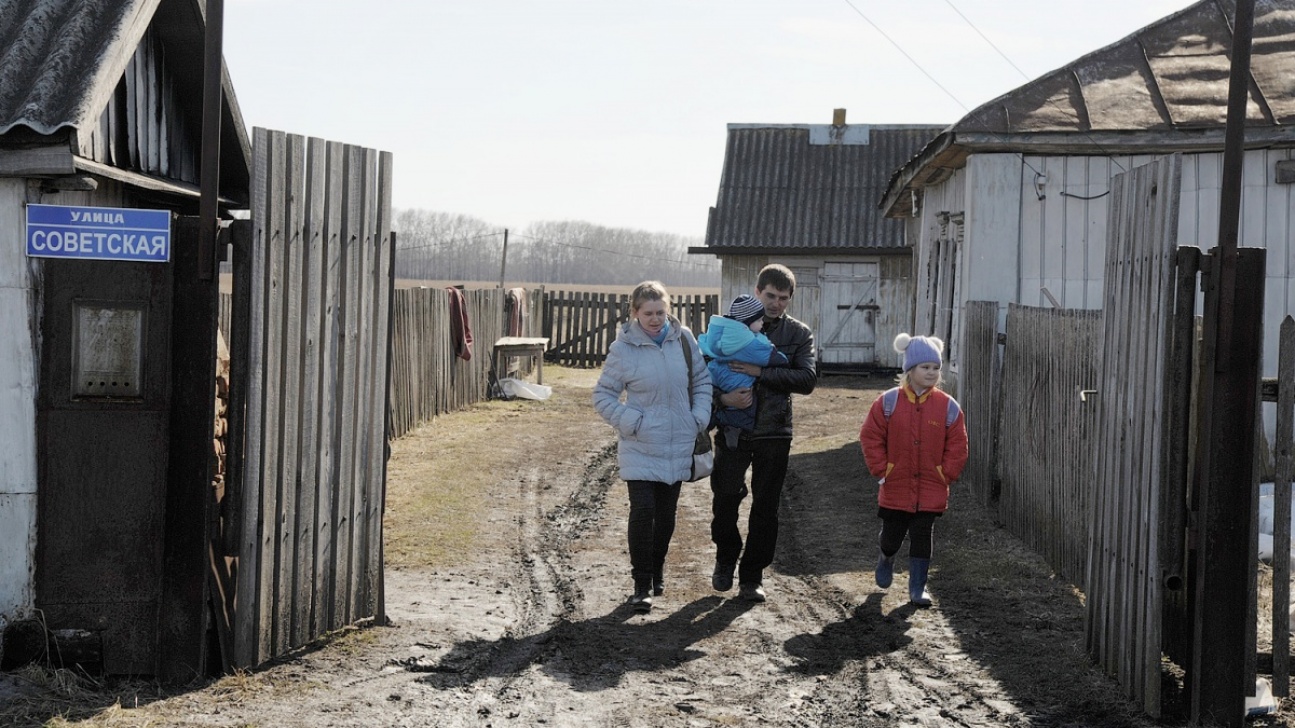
[500,378,552,401]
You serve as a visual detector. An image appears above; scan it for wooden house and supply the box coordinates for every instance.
[881,0,1295,391]
[696,111,944,370]
[0,0,250,675]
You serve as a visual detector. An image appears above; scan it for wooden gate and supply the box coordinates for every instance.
[1085,154,1188,716]
[819,261,879,366]
[222,128,394,669]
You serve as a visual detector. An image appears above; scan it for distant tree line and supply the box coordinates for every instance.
[393,209,720,287]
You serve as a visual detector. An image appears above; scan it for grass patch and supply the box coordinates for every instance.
[383,365,602,569]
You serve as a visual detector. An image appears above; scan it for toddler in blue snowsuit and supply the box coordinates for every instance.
[697,294,789,448]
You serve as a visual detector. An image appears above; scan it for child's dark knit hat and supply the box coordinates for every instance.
[894,333,944,372]
[727,294,765,325]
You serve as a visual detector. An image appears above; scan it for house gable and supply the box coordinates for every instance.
[0,0,250,206]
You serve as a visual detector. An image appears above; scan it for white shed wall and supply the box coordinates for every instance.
[0,178,39,624]
[920,148,1295,382]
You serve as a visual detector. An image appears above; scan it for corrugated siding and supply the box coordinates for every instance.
[924,147,1295,383]
[707,126,943,250]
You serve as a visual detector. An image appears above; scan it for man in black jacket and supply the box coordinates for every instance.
[710,264,817,602]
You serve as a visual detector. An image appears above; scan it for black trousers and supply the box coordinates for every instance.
[710,435,792,585]
[626,480,682,583]
[878,508,939,559]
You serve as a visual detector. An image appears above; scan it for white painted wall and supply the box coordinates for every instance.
[917,147,1295,383]
[0,178,39,624]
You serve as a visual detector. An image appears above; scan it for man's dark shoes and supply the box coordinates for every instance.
[739,583,766,602]
[712,562,736,592]
[652,578,665,597]
[630,589,653,614]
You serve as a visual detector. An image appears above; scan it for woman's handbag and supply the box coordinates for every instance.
[681,336,714,481]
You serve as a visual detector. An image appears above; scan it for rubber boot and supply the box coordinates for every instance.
[875,552,895,589]
[908,557,933,607]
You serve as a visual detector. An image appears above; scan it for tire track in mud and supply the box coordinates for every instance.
[404,442,618,691]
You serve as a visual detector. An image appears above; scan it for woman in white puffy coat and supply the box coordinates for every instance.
[593,281,712,614]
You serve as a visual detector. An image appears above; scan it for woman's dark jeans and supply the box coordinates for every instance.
[626,480,682,584]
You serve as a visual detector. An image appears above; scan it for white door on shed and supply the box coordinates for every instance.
[820,261,879,366]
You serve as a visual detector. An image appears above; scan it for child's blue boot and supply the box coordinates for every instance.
[875,552,894,588]
[908,557,933,607]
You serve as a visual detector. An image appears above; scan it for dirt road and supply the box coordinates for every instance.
[4,367,1279,726]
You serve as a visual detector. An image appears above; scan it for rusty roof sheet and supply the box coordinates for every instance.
[883,0,1295,217]
[956,0,1295,134]
[705,124,944,252]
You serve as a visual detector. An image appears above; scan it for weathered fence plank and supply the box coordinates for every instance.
[1275,315,1295,697]
[230,130,393,669]
[995,304,1100,588]
[1085,154,1183,716]
[960,301,1000,507]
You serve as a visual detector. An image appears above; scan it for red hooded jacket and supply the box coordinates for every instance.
[860,384,969,513]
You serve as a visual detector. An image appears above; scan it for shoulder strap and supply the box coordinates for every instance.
[882,387,900,420]
[945,397,961,427]
[681,335,696,408]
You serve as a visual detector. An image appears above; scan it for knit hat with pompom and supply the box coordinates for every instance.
[894,333,944,372]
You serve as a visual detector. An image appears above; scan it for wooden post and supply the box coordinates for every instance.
[498,228,508,289]
[1191,1,1260,724]
[1274,316,1295,697]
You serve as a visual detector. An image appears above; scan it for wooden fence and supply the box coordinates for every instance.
[990,304,1103,588]
[223,129,394,670]
[543,290,717,367]
[960,301,1002,507]
[1266,316,1295,698]
[387,287,543,439]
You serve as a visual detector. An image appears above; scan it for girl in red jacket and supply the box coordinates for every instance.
[860,333,969,607]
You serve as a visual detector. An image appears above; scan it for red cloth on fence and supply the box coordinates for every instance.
[447,287,474,361]
[506,287,527,336]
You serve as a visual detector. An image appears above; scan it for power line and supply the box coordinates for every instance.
[395,231,503,253]
[396,229,719,271]
[938,0,1129,175]
[507,233,719,270]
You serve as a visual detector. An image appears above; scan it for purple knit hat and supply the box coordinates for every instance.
[894,333,943,371]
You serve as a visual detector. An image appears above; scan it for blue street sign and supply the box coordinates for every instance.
[26,204,171,262]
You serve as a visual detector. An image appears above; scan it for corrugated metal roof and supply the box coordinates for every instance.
[0,0,250,200]
[0,0,156,136]
[883,0,1295,217]
[705,124,944,252]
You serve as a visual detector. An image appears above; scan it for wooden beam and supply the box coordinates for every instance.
[0,146,75,176]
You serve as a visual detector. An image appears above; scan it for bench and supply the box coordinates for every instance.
[492,337,549,384]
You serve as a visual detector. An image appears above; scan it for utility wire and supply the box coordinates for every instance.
[939,0,1128,175]
[398,230,718,270]
[511,233,719,270]
[838,0,1044,180]
[395,231,503,253]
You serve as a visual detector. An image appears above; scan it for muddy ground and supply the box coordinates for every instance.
[3,368,1292,726]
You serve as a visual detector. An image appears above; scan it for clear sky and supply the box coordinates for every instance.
[224,0,1190,238]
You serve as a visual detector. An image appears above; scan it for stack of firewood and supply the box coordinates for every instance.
[213,330,230,504]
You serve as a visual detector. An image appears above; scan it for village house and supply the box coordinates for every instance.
[696,112,944,370]
[881,0,1295,392]
[0,0,250,675]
